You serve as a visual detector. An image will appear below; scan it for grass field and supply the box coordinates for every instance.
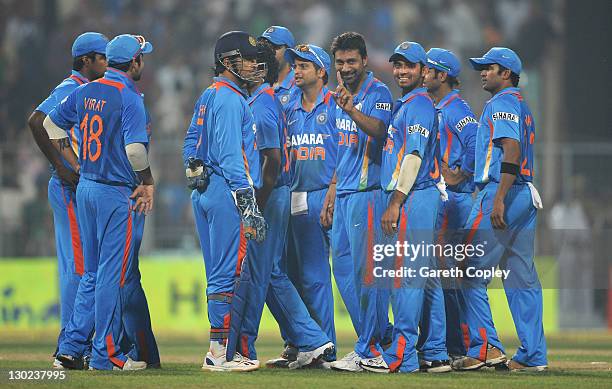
[1,331,611,388]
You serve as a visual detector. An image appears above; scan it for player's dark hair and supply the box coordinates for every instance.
[330,32,367,58]
[433,68,460,89]
[256,40,279,85]
[73,52,98,71]
[497,65,520,87]
[311,64,329,85]
[109,55,142,73]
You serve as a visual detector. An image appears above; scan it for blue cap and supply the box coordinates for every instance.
[286,44,331,75]
[427,48,461,77]
[469,47,522,75]
[389,41,427,65]
[72,32,109,57]
[106,34,153,64]
[260,26,295,47]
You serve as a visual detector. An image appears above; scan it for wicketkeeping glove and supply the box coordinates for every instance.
[234,187,267,243]
[186,157,209,192]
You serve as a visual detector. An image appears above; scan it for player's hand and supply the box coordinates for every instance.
[130,184,154,215]
[441,161,465,186]
[491,199,506,229]
[235,187,267,243]
[320,183,336,230]
[56,165,80,191]
[332,71,355,114]
[381,203,401,236]
[186,157,209,192]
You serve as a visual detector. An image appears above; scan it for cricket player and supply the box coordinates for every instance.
[182,31,266,372]
[27,32,108,368]
[231,41,333,369]
[259,26,296,106]
[265,44,339,368]
[451,47,547,372]
[359,41,448,373]
[322,32,393,372]
[423,48,477,359]
[44,34,159,371]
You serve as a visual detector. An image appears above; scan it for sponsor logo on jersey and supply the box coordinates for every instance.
[290,133,329,146]
[455,116,477,132]
[407,124,430,138]
[336,118,358,132]
[492,112,519,123]
[355,102,363,111]
[316,112,327,124]
[375,102,391,111]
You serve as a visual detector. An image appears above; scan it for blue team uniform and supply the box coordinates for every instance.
[461,87,546,367]
[282,87,338,351]
[50,68,159,370]
[35,71,87,355]
[379,87,446,372]
[275,69,296,107]
[331,71,393,358]
[183,76,261,349]
[236,84,330,358]
[435,90,477,356]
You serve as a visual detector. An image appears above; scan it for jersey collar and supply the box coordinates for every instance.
[105,68,140,94]
[489,86,521,103]
[70,70,89,84]
[435,89,460,109]
[275,68,295,93]
[213,76,248,98]
[292,86,330,113]
[247,83,271,104]
[399,86,428,103]
[353,71,375,103]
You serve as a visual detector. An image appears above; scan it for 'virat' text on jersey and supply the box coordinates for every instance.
[50,68,151,188]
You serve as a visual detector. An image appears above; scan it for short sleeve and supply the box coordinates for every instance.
[253,100,281,150]
[490,96,520,141]
[404,97,435,158]
[122,93,149,146]
[48,88,79,130]
[36,81,77,115]
[363,84,393,126]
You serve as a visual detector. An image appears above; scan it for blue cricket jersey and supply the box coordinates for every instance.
[248,83,290,188]
[436,90,477,193]
[50,68,150,188]
[286,87,338,192]
[36,70,89,177]
[381,87,439,192]
[474,87,535,186]
[335,71,393,195]
[275,68,297,107]
[183,76,261,191]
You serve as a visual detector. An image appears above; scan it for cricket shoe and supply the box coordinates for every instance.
[202,351,259,372]
[359,355,390,373]
[112,357,147,371]
[484,345,507,367]
[265,344,298,369]
[330,351,363,372]
[419,359,452,373]
[506,359,548,372]
[288,342,335,369]
[52,358,64,369]
[56,354,86,370]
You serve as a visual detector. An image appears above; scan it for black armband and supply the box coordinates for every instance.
[500,162,519,176]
